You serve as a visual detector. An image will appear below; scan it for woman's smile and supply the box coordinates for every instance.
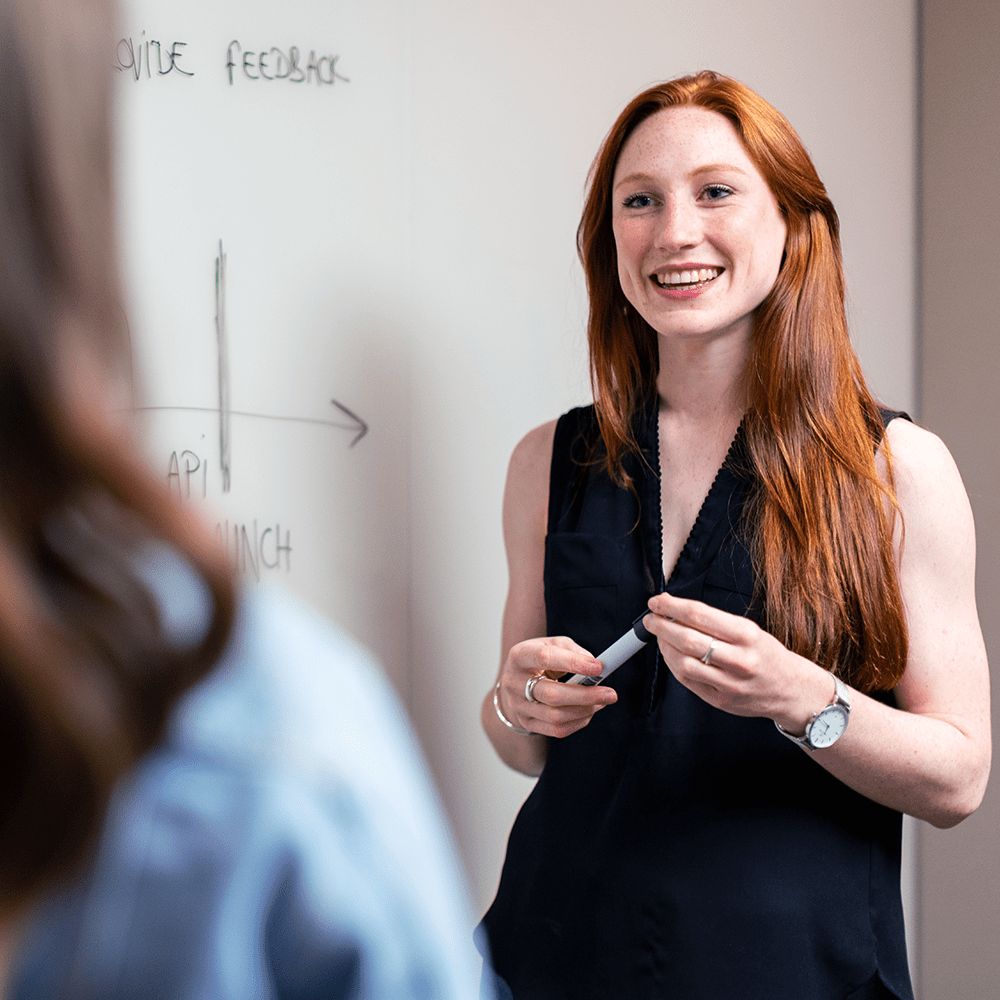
[651,265,724,297]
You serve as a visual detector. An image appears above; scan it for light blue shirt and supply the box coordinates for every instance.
[12,585,487,999]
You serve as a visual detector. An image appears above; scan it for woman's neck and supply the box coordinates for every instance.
[655,331,748,423]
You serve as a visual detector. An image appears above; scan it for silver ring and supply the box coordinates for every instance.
[525,674,543,703]
[700,639,717,665]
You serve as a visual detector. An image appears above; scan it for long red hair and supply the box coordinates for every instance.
[577,71,906,692]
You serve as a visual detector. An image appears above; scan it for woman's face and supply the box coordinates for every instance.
[611,106,787,348]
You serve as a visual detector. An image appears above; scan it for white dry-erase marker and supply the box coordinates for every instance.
[565,610,656,687]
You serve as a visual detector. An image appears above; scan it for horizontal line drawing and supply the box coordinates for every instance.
[137,401,369,447]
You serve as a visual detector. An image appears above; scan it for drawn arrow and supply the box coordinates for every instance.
[330,398,368,447]
[138,400,370,447]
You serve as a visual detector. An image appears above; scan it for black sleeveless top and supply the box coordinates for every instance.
[481,401,913,1000]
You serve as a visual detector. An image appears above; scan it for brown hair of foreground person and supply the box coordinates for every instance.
[577,71,906,695]
[0,0,235,916]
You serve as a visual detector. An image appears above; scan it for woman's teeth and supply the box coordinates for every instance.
[655,267,721,287]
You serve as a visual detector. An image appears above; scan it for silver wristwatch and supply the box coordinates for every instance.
[775,675,851,751]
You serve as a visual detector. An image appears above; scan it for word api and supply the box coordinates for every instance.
[226,41,349,86]
[167,450,208,499]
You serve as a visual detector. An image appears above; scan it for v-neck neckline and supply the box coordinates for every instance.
[657,415,747,590]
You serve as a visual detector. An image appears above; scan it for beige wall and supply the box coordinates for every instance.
[920,1,1000,995]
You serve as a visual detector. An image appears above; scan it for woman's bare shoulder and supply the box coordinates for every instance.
[503,420,558,538]
[885,414,952,463]
[508,420,558,477]
[884,417,967,505]
[883,416,976,565]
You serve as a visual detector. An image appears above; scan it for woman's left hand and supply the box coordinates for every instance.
[642,592,833,733]
[642,421,991,829]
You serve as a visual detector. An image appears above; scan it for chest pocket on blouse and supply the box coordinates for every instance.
[701,536,759,621]
[544,532,626,655]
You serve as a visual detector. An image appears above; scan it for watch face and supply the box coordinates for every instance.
[808,706,849,749]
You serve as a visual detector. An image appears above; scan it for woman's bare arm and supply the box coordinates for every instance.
[481,421,616,777]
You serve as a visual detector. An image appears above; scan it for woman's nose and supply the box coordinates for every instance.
[654,196,700,252]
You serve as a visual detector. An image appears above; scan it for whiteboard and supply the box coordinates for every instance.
[118,0,412,692]
[117,0,918,928]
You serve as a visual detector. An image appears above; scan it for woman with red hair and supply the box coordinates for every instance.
[480,72,989,999]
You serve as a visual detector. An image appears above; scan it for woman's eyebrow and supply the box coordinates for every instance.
[613,171,657,190]
[614,163,750,191]
[689,163,749,178]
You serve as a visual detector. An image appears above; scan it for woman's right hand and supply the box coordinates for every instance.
[495,637,617,739]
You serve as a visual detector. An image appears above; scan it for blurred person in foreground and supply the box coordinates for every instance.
[0,0,487,996]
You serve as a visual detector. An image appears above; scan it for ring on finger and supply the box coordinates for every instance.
[525,674,543,703]
[700,639,717,665]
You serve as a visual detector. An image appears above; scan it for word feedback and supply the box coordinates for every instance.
[227,41,349,86]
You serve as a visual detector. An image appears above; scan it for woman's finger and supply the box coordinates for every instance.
[510,635,604,680]
[521,697,615,739]
[526,674,617,710]
[647,592,753,646]
[641,611,726,664]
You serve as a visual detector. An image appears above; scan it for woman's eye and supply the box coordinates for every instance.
[701,184,734,201]
[622,193,655,209]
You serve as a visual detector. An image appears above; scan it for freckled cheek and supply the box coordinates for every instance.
[749,212,787,285]
[613,223,648,295]
[740,252,777,301]
[730,228,780,292]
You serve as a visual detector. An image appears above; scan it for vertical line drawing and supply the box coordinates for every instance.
[215,239,231,492]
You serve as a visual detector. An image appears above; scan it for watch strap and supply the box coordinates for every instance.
[775,674,850,750]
